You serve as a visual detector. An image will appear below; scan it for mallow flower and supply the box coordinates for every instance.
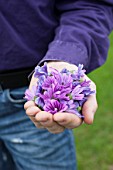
[24,85,37,101]
[44,99,68,114]
[24,63,95,118]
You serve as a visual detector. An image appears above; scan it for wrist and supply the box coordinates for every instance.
[47,61,78,71]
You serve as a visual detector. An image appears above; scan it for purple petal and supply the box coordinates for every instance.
[35,97,44,108]
[24,86,37,101]
[34,62,48,78]
[44,100,68,114]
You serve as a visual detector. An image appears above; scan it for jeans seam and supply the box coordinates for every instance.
[6,89,26,104]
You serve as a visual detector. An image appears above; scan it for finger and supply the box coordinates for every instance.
[46,122,65,134]
[26,107,44,128]
[54,112,83,129]
[26,106,41,116]
[82,94,98,124]
[24,101,36,110]
[44,120,65,134]
[33,121,44,129]
[35,111,65,134]
[28,115,44,128]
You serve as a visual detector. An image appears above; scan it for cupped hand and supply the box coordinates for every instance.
[24,101,65,134]
[24,100,83,133]
[24,61,98,134]
[53,82,98,128]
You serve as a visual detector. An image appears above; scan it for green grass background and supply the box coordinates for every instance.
[74,32,113,170]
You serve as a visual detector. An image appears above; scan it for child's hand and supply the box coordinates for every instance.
[24,61,98,134]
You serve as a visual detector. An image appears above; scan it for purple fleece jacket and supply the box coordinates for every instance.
[0,0,113,73]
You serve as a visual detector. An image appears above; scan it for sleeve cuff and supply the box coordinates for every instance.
[38,40,89,70]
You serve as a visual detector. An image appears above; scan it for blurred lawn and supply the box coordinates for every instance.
[74,32,113,170]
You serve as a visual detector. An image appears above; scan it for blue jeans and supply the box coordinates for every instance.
[0,87,77,170]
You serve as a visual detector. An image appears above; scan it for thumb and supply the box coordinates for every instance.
[82,94,98,124]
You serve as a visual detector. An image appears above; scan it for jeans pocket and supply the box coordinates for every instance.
[6,87,27,107]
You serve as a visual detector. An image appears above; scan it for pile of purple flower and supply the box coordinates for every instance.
[25,63,94,118]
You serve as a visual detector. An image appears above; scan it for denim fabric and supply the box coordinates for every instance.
[0,87,77,170]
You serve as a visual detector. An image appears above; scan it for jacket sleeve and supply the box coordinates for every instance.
[39,0,113,73]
